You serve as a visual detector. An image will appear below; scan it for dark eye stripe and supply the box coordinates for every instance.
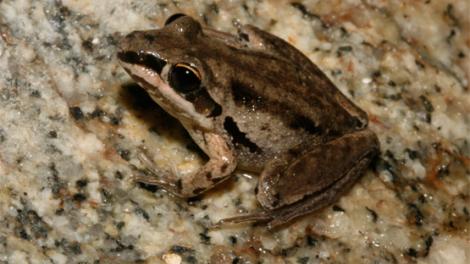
[117,51,166,74]
[141,54,166,74]
[117,51,140,64]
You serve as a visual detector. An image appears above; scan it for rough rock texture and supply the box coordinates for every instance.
[0,1,468,263]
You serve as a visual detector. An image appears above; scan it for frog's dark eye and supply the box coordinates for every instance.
[169,64,201,94]
[165,13,187,26]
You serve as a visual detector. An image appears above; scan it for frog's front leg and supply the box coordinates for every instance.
[136,132,237,197]
[218,129,379,229]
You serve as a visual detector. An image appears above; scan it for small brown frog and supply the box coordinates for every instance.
[117,14,379,229]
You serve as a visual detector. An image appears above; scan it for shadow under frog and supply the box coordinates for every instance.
[117,14,380,229]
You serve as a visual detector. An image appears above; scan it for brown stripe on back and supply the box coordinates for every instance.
[230,79,324,135]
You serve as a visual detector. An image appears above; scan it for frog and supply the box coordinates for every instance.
[117,14,380,229]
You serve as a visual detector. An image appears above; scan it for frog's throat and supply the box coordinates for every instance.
[120,62,214,130]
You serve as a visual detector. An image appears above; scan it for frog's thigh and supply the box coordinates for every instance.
[257,129,379,223]
[265,156,373,229]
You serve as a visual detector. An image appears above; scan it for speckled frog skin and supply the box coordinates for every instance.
[117,14,380,229]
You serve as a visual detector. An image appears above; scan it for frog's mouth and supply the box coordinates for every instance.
[117,51,214,130]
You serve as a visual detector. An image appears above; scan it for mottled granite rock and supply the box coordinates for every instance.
[0,1,468,263]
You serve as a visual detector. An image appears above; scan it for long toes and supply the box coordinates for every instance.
[212,212,272,229]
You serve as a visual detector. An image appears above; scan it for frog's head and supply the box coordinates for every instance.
[117,14,222,130]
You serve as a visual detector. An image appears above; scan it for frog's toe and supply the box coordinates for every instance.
[212,212,272,229]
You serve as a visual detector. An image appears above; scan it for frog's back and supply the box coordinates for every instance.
[199,25,369,170]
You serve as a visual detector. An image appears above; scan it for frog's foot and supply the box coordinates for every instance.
[135,133,238,198]
[211,212,272,229]
[133,150,186,196]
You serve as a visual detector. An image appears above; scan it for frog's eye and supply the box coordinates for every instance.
[169,63,201,94]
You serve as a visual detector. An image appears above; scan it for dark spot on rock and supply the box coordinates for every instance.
[205,172,212,180]
[82,39,93,51]
[423,235,434,257]
[55,208,64,215]
[366,207,378,222]
[171,245,194,254]
[332,205,345,212]
[110,115,121,125]
[229,236,237,245]
[306,235,318,246]
[115,171,124,180]
[69,107,84,120]
[408,203,424,226]
[291,2,325,27]
[90,108,104,118]
[297,257,310,264]
[75,179,88,188]
[134,207,150,221]
[420,95,434,123]
[199,229,211,244]
[0,129,6,143]
[30,90,41,97]
[405,148,420,160]
[100,188,113,203]
[116,221,125,230]
[48,130,58,138]
[72,193,87,203]
[16,210,49,239]
[18,229,30,240]
[49,163,65,197]
[118,148,131,161]
[112,239,134,252]
[68,241,82,255]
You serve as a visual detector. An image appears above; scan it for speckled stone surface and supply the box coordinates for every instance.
[0,1,469,263]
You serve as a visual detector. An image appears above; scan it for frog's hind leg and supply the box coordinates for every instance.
[214,151,374,230]
[265,156,373,229]
[257,129,379,229]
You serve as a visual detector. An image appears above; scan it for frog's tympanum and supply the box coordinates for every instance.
[117,14,380,229]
